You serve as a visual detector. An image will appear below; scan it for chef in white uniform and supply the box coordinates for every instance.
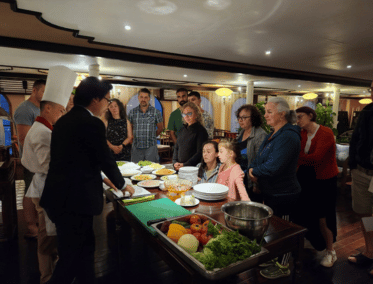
[21,65,77,284]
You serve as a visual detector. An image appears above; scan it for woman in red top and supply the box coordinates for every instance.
[295,106,339,268]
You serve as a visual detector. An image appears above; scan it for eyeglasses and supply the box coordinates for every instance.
[103,97,111,103]
[182,112,193,118]
[237,116,251,121]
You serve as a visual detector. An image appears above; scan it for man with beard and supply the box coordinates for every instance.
[128,88,163,163]
[167,88,188,144]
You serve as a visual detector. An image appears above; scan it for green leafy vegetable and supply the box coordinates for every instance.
[138,160,153,166]
[191,230,261,270]
[207,222,222,238]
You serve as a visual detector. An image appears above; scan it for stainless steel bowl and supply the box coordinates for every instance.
[221,201,273,241]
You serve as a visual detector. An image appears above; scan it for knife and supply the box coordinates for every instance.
[115,193,155,201]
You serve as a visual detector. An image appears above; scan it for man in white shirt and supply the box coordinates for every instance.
[21,66,77,284]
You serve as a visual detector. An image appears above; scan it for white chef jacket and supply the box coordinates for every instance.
[21,121,52,198]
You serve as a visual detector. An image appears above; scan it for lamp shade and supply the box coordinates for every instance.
[215,88,233,97]
[359,98,372,104]
[302,93,318,100]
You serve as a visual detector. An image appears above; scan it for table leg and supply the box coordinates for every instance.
[292,235,304,284]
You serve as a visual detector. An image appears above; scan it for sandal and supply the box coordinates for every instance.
[260,262,291,279]
[348,252,373,266]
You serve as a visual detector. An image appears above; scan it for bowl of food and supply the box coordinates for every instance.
[165,178,192,201]
[153,169,176,176]
[131,174,157,181]
[221,201,273,241]
[141,166,154,174]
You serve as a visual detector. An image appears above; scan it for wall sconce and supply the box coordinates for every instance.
[215,87,233,97]
[359,98,372,104]
[302,93,318,100]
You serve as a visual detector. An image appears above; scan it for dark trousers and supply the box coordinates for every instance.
[47,212,95,284]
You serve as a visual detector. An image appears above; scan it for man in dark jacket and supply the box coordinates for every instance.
[347,82,373,271]
[40,77,133,284]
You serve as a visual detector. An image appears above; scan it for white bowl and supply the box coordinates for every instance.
[141,166,154,174]
[121,169,141,177]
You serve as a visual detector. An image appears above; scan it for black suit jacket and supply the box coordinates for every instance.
[40,106,125,221]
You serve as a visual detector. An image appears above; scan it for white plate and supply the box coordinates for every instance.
[192,194,227,201]
[179,166,199,173]
[137,180,161,188]
[152,169,176,176]
[131,174,157,181]
[121,169,141,177]
[175,197,200,207]
[161,174,178,181]
[193,183,229,194]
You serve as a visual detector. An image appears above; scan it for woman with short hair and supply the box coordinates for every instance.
[249,97,301,279]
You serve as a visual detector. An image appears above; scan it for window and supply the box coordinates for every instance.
[0,94,12,154]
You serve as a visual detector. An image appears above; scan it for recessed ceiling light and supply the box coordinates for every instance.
[298,85,301,88]
[124,25,131,31]
[347,65,352,68]
[363,91,366,93]
[98,76,102,80]
[265,50,271,55]
[238,87,242,92]
[183,74,187,77]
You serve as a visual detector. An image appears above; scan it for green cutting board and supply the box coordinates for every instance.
[125,198,191,235]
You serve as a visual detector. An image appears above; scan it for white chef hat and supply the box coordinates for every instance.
[42,65,77,107]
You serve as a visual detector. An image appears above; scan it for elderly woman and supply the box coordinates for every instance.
[249,97,301,279]
[295,106,339,268]
[235,104,267,199]
[173,102,208,171]
[103,98,133,161]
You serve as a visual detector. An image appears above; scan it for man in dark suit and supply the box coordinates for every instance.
[40,77,133,284]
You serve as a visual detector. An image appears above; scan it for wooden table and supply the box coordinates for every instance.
[106,185,307,283]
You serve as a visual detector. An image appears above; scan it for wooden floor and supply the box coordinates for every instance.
[0,183,372,284]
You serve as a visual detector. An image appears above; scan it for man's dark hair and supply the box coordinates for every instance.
[235,104,262,128]
[33,79,46,90]
[73,77,112,107]
[296,106,317,122]
[176,88,188,94]
[139,88,151,97]
[188,91,201,99]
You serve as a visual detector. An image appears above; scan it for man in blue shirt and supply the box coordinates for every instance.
[128,88,163,163]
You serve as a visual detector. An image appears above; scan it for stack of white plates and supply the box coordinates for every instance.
[192,183,229,201]
[178,166,199,185]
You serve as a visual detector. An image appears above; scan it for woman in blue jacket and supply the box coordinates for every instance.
[249,97,301,279]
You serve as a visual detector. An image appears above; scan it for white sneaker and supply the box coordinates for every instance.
[320,250,337,267]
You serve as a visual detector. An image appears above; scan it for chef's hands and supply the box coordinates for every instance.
[248,168,258,183]
[174,162,184,171]
[123,184,135,196]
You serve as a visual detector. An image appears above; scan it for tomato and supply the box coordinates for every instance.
[190,215,201,225]
[190,223,202,233]
[200,233,212,246]
[192,232,201,242]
